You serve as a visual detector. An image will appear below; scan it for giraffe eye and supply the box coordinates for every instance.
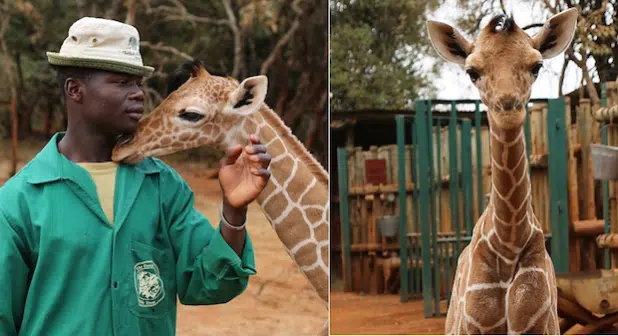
[531,63,543,78]
[179,110,204,122]
[465,68,480,83]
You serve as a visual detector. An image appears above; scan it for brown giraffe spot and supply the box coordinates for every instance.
[178,132,191,141]
[190,132,200,141]
[287,175,316,202]
[303,266,328,302]
[293,242,318,268]
[160,137,172,146]
[149,118,161,130]
[266,138,287,161]
[270,155,295,186]
[243,118,258,135]
[204,124,214,136]
[259,126,278,144]
[273,207,311,251]
[465,287,506,331]
[314,220,328,242]
[507,269,551,333]
[257,180,277,204]
[506,141,525,167]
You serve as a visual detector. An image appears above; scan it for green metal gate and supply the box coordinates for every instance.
[395,98,571,318]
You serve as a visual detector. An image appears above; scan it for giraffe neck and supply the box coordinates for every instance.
[485,115,535,254]
[239,105,329,306]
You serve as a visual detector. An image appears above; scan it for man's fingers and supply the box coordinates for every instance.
[250,168,271,179]
[249,134,261,144]
[248,153,272,168]
[222,145,243,165]
[245,144,267,155]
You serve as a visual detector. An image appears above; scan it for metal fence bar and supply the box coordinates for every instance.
[416,100,433,317]
[547,97,569,274]
[449,101,461,258]
[474,101,483,219]
[411,117,422,298]
[336,148,352,291]
[426,102,441,316]
[461,120,474,234]
[396,115,409,301]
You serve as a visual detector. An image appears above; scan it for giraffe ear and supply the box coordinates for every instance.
[532,8,578,59]
[426,20,472,65]
[227,75,268,116]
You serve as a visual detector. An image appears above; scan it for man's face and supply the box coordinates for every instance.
[80,70,144,136]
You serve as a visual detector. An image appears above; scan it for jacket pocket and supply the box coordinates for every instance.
[127,240,174,319]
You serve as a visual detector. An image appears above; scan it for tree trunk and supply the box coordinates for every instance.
[125,0,136,25]
[10,92,18,176]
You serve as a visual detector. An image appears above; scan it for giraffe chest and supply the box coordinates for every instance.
[449,233,557,334]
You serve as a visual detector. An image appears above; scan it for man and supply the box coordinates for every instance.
[0,17,271,335]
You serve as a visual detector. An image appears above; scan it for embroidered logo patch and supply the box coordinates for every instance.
[134,260,165,307]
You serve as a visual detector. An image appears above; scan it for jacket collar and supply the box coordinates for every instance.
[25,132,162,185]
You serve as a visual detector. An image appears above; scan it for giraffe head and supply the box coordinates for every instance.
[111,60,268,164]
[427,8,577,130]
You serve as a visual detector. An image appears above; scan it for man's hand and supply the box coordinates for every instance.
[219,134,272,222]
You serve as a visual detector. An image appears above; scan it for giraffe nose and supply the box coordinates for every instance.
[500,97,520,111]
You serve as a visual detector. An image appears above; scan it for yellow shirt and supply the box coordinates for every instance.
[76,161,118,225]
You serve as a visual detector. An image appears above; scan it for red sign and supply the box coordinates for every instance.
[365,159,387,185]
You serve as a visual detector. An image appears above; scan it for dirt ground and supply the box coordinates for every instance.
[330,291,446,335]
[0,139,326,336]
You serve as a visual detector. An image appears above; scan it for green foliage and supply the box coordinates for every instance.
[0,0,328,164]
[330,0,442,111]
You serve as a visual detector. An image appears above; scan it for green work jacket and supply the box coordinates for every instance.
[0,133,256,335]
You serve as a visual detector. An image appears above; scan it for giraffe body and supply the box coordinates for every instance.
[426,8,578,334]
[112,61,328,333]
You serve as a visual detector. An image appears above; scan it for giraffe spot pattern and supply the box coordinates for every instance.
[270,155,295,186]
[273,207,312,256]
[293,242,319,268]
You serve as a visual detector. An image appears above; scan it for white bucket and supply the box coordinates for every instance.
[591,143,618,180]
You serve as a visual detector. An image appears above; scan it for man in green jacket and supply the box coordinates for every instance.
[0,17,271,335]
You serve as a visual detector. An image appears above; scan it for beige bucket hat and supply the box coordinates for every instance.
[47,17,154,77]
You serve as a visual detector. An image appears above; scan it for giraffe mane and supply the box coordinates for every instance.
[257,105,329,186]
[488,14,516,33]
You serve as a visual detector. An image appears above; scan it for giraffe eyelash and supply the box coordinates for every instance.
[178,110,205,122]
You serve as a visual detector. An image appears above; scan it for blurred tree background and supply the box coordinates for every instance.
[0,0,328,170]
[329,0,444,111]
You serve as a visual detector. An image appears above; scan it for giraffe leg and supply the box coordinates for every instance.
[506,244,555,334]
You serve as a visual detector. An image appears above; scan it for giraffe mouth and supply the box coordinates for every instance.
[111,149,143,164]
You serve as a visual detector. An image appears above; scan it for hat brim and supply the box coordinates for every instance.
[47,52,154,77]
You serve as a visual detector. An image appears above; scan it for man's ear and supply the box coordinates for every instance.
[426,20,473,65]
[532,7,578,59]
[65,78,84,103]
[226,76,268,116]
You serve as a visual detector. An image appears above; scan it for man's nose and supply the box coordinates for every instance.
[129,87,144,101]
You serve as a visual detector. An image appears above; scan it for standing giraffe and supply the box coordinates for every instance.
[426,8,577,334]
[112,60,328,335]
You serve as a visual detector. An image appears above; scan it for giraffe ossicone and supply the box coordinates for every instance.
[427,8,578,335]
[112,60,329,335]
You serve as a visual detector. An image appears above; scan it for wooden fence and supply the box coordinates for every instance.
[337,95,614,295]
